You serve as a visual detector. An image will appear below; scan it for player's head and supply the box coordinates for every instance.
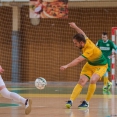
[102,32,108,41]
[73,33,86,49]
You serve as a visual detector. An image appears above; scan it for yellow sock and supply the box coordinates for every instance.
[107,79,110,83]
[104,77,108,86]
[86,84,96,102]
[70,84,83,101]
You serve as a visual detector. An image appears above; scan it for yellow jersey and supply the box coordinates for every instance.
[82,38,107,66]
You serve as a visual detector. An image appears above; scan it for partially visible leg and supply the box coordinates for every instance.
[104,72,109,85]
[0,75,32,115]
[86,64,107,103]
[0,88,26,104]
[85,74,100,102]
[103,71,112,91]
[70,75,89,101]
[105,59,112,90]
[103,72,109,91]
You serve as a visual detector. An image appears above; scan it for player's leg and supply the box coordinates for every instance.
[103,71,109,91]
[78,74,99,109]
[66,63,91,109]
[107,82,112,90]
[78,64,108,108]
[105,58,112,90]
[0,75,32,115]
[66,75,89,108]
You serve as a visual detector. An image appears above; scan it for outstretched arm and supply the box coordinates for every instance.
[60,56,85,71]
[113,43,117,53]
[69,22,87,37]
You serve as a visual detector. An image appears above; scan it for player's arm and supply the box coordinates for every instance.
[110,41,117,54]
[110,41,117,50]
[60,56,85,71]
[69,22,87,38]
[112,43,117,55]
[96,41,99,47]
[113,43,117,52]
[114,43,117,54]
[108,42,117,58]
[0,65,4,73]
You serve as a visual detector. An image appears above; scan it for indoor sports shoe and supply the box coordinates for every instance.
[25,99,32,115]
[78,101,89,108]
[103,90,111,95]
[103,85,108,91]
[65,100,72,109]
[107,82,112,90]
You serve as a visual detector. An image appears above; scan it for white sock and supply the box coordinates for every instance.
[0,88,26,105]
[10,92,26,104]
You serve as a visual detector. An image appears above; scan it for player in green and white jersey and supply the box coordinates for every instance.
[96,32,117,91]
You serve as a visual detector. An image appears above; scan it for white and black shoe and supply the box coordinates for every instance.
[25,99,32,115]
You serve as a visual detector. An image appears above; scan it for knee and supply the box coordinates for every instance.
[90,79,97,84]
[90,74,100,84]
[78,78,86,86]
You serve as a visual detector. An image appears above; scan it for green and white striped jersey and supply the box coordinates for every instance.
[96,39,117,58]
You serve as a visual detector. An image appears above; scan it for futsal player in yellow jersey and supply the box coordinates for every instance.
[60,22,108,108]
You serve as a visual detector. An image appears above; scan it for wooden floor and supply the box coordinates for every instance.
[0,82,117,117]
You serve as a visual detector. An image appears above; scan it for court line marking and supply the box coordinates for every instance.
[0,94,114,98]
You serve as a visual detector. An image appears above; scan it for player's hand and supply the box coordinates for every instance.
[60,65,68,71]
[108,55,115,59]
[69,22,77,29]
[0,66,4,73]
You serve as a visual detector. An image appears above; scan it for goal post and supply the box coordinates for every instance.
[111,27,117,86]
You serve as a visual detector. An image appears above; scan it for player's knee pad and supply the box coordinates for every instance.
[0,88,11,99]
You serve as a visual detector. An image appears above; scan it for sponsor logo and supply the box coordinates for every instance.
[100,47,110,50]
[106,44,110,46]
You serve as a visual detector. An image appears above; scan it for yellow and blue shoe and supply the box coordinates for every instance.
[65,100,72,109]
[78,101,89,109]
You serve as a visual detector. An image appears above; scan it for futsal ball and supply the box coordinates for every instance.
[35,77,47,90]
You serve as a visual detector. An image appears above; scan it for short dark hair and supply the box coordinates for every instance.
[73,33,86,43]
[102,32,108,35]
